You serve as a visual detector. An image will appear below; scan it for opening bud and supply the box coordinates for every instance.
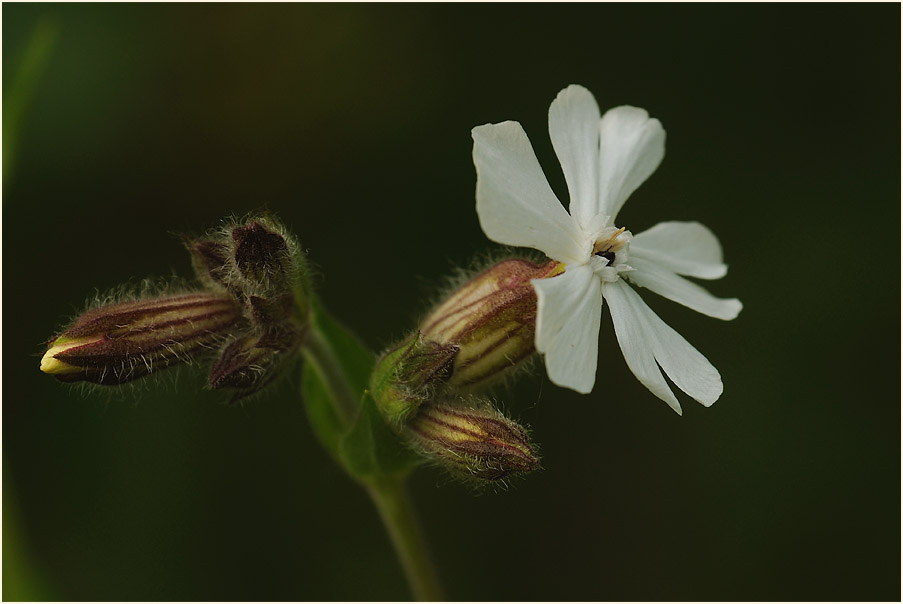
[420,258,562,390]
[40,293,242,385]
[404,400,540,481]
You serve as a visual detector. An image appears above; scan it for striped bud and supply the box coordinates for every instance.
[420,258,562,390]
[40,293,242,385]
[405,401,539,481]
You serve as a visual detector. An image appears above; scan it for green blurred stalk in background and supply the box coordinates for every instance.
[3,18,58,184]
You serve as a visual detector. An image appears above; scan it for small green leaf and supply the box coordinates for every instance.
[300,360,346,462]
[299,301,420,479]
[340,392,421,478]
[311,304,374,394]
[300,303,374,462]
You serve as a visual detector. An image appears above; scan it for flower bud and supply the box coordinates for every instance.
[370,334,459,424]
[40,293,242,385]
[231,220,294,294]
[247,293,295,326]
[405,401,539,481]
[420,258,562,390]
[186,217,310,333]
[208,325,304,402]
[186,237,232,291]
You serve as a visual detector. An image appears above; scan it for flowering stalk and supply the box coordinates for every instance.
[41,293,242,385]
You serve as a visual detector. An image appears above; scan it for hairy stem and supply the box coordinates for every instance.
[367,476,444,601]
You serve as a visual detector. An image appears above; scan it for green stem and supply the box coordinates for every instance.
[366,476,445,601]
[299,314,444,600]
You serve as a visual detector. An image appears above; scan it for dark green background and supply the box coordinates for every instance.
[3,4,899,601]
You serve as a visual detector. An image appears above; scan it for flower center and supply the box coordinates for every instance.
[590,226,632,282]
[592,227,629,263]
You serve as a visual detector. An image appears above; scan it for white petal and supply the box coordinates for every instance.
[603,280,682,414]
[473,122,585,264]
[597,106,665,222]
[627,257,743,320]
[604,280,723,412]
[532,264,602,394]
[630,221,728,279]
[548,85,601,227]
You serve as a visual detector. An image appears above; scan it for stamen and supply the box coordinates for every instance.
[592,227,627,256]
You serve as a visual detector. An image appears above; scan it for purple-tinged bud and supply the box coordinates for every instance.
[40,293,243,385]
[186,217,310,331]
[231,221,293,293]
[248,293,294,326]
[208,325,303,402]
[370,334,459,424]
[420,258,563,390]
[186,237,232,290]
[405,401,539,481]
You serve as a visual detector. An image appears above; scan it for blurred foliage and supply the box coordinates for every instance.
[2,17,57,183]
[3,3,900,601]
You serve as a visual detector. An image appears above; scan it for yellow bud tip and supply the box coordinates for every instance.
[39,338,97,375]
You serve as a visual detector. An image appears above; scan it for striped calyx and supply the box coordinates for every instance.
[40,293,242,385]
[405,401,539,481]
[420,258,563,390]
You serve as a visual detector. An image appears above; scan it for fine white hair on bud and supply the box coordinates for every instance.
[419,257,563,391]
[41,292,243,385]
[403,399,540,483]
[40,214,313,404]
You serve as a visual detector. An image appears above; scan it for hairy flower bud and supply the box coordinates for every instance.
[208,325,304,402]
[370,334,459,424]
[231,221,293,292]
[40,293,242,385]
[405,401,539,481]
[420,258,562,390]
[186,216,310,333]
[186,237,232,291]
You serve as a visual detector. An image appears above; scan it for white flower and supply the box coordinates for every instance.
[472,84,742,414]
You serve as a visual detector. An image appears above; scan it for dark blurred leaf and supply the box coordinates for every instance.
[3,18,58,183]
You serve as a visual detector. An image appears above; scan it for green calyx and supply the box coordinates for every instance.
[370,333,459,426]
